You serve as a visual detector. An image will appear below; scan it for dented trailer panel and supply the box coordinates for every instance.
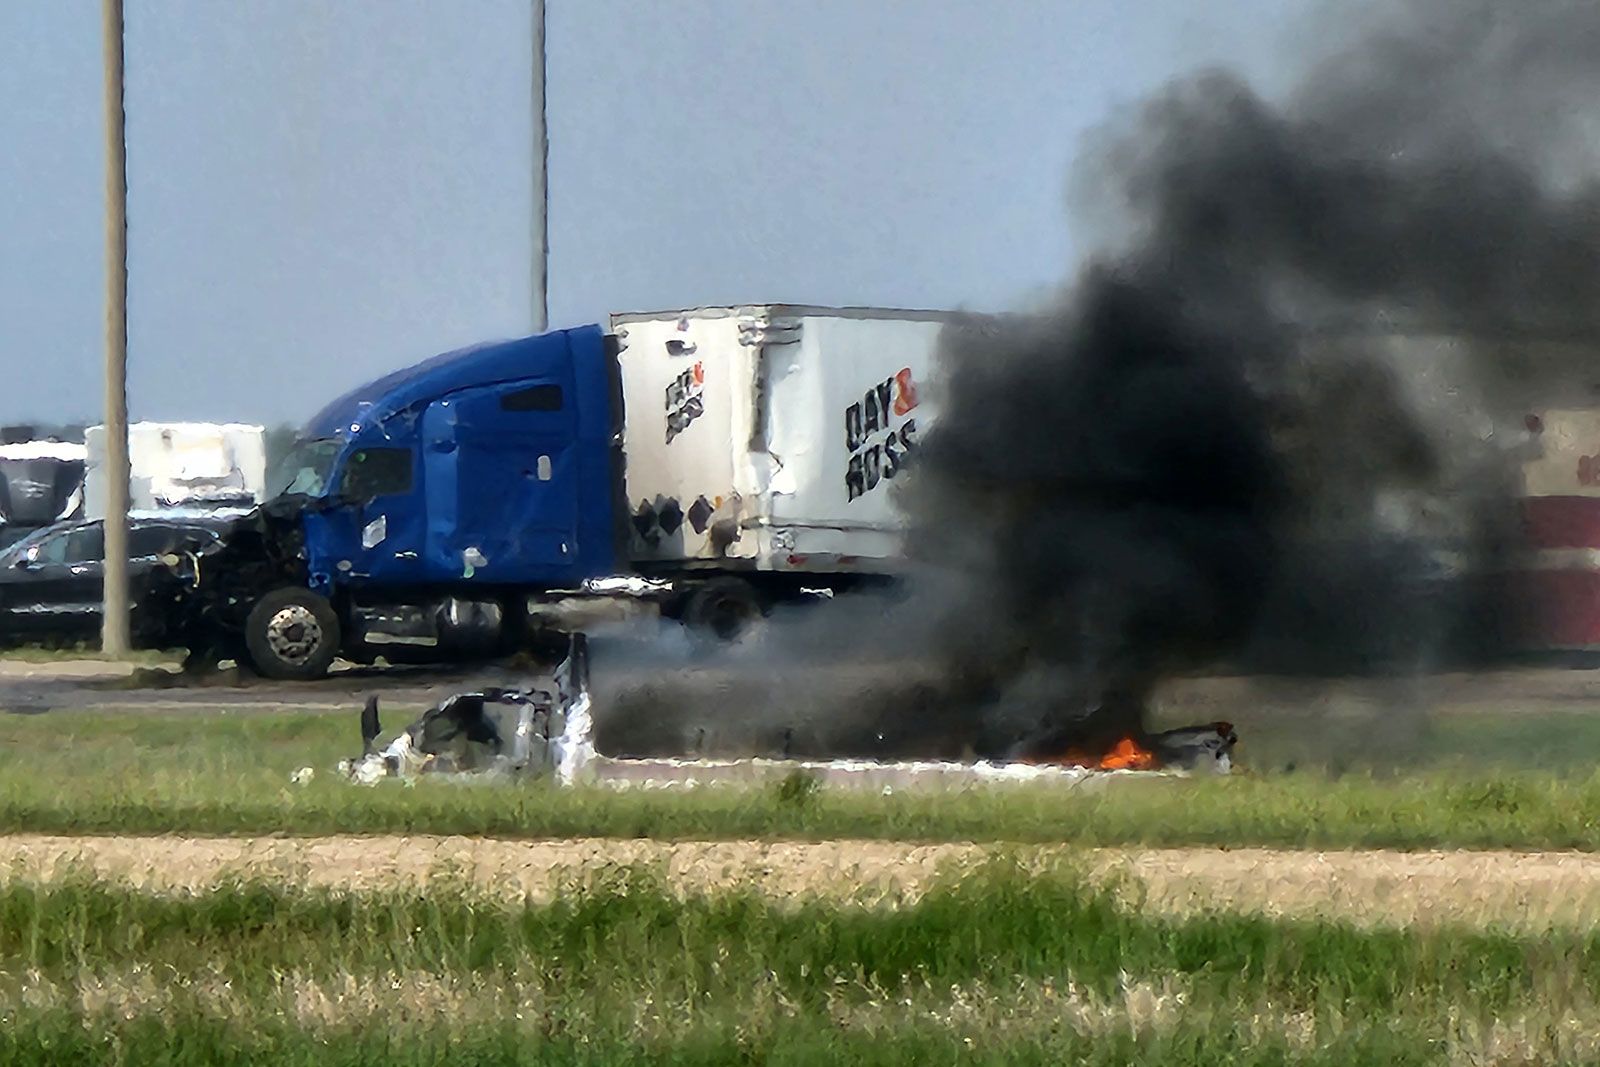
[610,311,750,563]
[611,306,954,572]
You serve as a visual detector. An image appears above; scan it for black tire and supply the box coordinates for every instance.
[681,577,766,643]
[244,587,341,680]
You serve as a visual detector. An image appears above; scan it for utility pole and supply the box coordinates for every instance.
[101,0,132,655]
[532,0,548,333]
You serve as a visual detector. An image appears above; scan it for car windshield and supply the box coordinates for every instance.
[266,438,342,499]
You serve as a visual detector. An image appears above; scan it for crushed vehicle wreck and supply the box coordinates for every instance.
[1011,719,1238,773]
[337,634,593,784]
[329,634,1235,789]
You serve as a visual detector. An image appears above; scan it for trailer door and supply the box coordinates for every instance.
[421,378,580,584]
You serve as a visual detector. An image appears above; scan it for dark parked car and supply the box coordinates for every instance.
[0,513,236,649]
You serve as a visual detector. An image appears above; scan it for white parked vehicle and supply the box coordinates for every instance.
[84,422,267,520]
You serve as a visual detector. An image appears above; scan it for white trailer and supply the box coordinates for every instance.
[0,440,88,541]
[610,305,957,580]
[84,422,267,520]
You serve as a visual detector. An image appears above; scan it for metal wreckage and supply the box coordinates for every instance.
[328,634,1238,790]
[336,635,596,786]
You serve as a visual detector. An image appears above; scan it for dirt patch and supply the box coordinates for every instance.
[2,835,1599,930]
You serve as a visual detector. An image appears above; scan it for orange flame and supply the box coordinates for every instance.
[1097,736,1160,771]
[1051,736,1161,771]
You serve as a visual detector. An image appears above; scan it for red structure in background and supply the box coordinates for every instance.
[1512,410,1600,650]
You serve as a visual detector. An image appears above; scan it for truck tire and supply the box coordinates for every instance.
[244,588,341,680]
[681,577,766,643]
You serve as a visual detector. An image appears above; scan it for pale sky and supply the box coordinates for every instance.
[0,0,1310,427]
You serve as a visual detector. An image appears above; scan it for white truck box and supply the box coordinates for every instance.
[610,305,960,574]
[84,422,267,519]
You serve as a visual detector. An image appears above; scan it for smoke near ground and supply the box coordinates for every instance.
[592,0,1600,763]
[902,0,1600,758]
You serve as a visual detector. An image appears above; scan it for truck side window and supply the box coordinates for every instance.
[500,384,563,412]
[341,448,413,501]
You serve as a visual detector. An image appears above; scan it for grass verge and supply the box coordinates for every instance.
[0,1013,1443,1067]
[4,708,1600,848]
[0,859,1593,1064]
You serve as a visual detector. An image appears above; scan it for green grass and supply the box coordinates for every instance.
[0,1013,1442,1067]
[0,860,1586,1006]
[0,860,1589,1064]
[6,702,1600,1062]
[1170,700,1600,776]
[6,707,1600,848]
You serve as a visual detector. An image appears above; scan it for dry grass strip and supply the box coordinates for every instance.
[2,835,1599,930]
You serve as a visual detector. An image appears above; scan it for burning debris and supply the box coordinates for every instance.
[327,636,1236,789]
[1022,722,1237,774]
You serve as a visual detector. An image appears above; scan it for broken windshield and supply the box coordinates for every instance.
[266,438,342,499]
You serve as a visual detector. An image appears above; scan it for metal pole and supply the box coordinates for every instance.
[100,0,132,656]
[532,0,548,333]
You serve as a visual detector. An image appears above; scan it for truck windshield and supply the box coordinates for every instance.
[267,438,342,499]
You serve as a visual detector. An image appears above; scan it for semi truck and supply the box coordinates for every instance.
[191,305,959,678]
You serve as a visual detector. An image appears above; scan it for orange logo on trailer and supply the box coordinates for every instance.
[892,367,918,416]
[844,368,920,502]
[665,361,706,444]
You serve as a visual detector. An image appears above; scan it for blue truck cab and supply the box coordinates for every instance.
[229,325,628,678]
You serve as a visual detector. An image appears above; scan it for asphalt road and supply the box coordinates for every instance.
[0,658,548,715]
[7,647,1600,724]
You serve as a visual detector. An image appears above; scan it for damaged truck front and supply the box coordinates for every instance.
[191,307,956,679]
[187,327,624,678]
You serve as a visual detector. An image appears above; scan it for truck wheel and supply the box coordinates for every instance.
[244,588,341,680]
[682,578,766,642]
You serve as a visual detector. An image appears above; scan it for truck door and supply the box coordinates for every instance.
[421,379,579,584]
[306,445,424,585]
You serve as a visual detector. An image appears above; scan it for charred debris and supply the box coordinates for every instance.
[329,635,1235,785]
[336,633,594,785]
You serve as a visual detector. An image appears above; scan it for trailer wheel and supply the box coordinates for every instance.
[244,588,341,680]
[681,578,766,643]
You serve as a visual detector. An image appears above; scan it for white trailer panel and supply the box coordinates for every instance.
[85,422,267,519]
[610,305,957,574]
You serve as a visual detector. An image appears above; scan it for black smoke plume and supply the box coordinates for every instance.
[903,0,1600,759]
